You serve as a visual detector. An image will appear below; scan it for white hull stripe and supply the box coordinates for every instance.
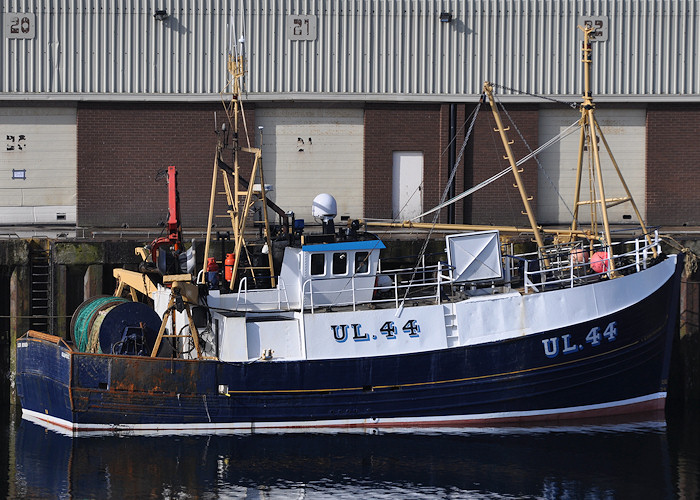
[22,392,666,435]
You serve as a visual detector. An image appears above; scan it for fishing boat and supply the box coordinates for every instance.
[16,26,684,433]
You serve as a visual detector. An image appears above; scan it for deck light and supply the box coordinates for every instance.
[154,9,168,21]
[440,12,452,23]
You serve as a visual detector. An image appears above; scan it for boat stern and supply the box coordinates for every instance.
[16,331,74,429]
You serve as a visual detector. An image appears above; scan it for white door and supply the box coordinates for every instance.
[392,151,423,221]
[0,106,77,224]
[537,108,646,225]
[256,108,364,221]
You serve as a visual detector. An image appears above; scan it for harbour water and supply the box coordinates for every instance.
[2,407,699,499]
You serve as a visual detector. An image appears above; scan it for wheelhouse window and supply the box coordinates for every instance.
[354,252,369,274]
[332,252,347,275]
[310,254,325,276]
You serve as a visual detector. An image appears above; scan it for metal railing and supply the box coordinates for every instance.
[509,232,661,293]
[300,263,449,313]
[229,232,663,312]
[235,276,292,311]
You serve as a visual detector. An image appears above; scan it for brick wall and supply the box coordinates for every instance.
[647,104,700,226]
[364,103,443,220]
[77,101,696,230]
[364,103,473,224]
[77,102,256,228]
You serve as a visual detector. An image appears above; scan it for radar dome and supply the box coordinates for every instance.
[312,194,337,221]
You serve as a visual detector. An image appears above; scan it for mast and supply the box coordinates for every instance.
[571,25,657,263]
[200,40,277,289]
[483,82,549,265]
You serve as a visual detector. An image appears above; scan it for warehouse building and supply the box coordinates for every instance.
[1,1,699,230]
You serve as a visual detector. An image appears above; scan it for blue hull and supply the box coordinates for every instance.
[16,258,682,431]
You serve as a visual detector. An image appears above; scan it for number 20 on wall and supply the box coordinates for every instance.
[5,13,36,39]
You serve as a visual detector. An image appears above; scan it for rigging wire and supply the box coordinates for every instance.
[390,105,478,226]
[491,83,579,109]
[396,101,482,312]
[414,117,581,219]
[496,96,578,222]
[397,85,584,311]
[484,106,519,224]
[490,83,581,222]
[413,167,511,220]
[368,104,481,247]
[318,99,466,304]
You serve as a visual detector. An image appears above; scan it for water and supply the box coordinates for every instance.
[2,409,699,499]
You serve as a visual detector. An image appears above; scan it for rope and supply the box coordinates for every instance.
[514,119,581,165]
[414,167,511,219]
[397,102,482,311]
[663,235,700,278]
[684,248,699,278]
[72,297,128,353]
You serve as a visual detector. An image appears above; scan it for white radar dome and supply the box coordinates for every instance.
[312,193,337,221]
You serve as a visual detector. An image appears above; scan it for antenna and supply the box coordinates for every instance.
[229,13,245,58]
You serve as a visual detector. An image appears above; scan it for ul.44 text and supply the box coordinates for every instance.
[542,321,617,358]
[332,320,421,343]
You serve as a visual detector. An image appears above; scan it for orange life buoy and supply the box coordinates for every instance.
[590,251,609,273]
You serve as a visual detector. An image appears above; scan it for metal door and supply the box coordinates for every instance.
[256,108,364,221]
[0,106,77,224]
[392,151,423,220]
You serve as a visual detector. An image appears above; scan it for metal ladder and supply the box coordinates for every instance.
[29,239,52,333]
[443,303,459,347]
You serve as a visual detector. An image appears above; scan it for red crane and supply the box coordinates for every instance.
[149,166,184,274]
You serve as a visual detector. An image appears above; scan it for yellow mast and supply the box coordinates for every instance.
[200,46,276,289]
[360,219,597,240]
[571,25,657,262]
[364,24,655,271]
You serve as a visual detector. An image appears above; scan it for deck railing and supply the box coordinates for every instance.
[232,233,662,312]
[509,232,661,293]
[235,276,292,311]
[300,263,449,313]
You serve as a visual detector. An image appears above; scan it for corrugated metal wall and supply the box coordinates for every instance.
[1,0,699,100]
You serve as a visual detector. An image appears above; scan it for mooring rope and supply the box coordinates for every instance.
[663,235,700,278]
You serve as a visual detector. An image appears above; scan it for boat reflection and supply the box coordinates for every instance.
[13,413,677,499]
